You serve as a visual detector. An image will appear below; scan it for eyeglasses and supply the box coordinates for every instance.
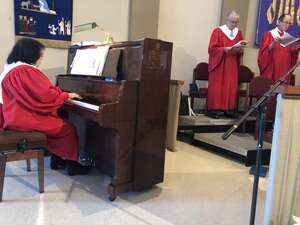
[281,21,292,25]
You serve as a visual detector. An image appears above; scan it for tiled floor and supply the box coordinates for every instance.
[0,141,266,225]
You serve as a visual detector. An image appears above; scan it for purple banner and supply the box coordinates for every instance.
[256,0,300,45]
[15,0,73,48]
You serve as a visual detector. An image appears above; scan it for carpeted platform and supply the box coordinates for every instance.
[178,114,256,133]
[194,132,271,156]
[179,114,240,126]
[193,132,272,166]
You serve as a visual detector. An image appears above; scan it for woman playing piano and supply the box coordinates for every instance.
[0,38,90,175]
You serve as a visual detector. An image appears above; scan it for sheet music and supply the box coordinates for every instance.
[278,33,300,47]
[70,46,109,76]
[72,41,102,47]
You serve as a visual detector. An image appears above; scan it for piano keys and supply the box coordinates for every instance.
[57,38,173,201]
[66,99,100,111]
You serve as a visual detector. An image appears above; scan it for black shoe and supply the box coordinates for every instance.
[65,161,91,176]
[206,113,220,119]
[206,110,223,119]
[79,152,93,166]
[50,155,66,170]
[225,110,239,119]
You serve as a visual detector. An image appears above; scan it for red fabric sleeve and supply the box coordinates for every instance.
[208,29,226,72]
[237,31,244,65]
[0,105,4,128]
[289,45,299,67]
[258,32,273,74]
[2,65,69,114]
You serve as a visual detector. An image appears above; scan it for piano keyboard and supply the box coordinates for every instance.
[67,99,100,111]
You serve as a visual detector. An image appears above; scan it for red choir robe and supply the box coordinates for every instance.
[207,26,243,110]
[0,64,78,160]
[258,28,299,84]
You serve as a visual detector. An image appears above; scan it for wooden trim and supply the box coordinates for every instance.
[0,154,7,202]
[37,150,44,193]
[26,159,31,172]
[275,85,300,97]
[6,150,39,162]
[0,149,44,201]
[170,80,184,85]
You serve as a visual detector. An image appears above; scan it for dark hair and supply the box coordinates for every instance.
[278,14,291,22]
[7,38,45,64]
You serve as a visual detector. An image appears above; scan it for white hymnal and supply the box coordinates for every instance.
[231,40,249,49]
[70,45,109,76]
[278,33,300,47]
[293,215,300,225]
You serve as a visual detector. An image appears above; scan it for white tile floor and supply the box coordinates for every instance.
[0,141,266,225]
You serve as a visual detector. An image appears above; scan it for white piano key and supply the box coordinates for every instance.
[67,99,100,111]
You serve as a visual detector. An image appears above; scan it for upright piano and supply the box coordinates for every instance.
[56,38,173,200]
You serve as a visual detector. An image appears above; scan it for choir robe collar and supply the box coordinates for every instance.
[270,27,287,47]
[0,61,36,104]
[219,25,239,40]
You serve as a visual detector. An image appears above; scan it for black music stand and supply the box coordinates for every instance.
[222,61,300,225]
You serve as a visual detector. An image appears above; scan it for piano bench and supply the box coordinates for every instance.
[0,130,46,202]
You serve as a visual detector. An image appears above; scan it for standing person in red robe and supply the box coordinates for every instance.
[0,38,90,175]
[258,14,299,84]
[207,11,246,119]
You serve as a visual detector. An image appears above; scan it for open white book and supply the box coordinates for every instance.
[72,41,102,47]
[70,46,109,76]
[293,215,300,225]
[278,33,300,47]
[231,40,249,48]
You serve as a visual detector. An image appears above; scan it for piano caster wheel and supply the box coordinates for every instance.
[109,194,117,201]
[108,184,117,201]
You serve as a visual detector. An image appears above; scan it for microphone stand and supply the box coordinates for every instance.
[222,60,300,225]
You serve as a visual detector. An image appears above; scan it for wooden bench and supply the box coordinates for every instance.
[0,130,46,201]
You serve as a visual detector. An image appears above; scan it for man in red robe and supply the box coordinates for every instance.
[258,14,299,84]
[207,11,245,119]
[0,38,88,175]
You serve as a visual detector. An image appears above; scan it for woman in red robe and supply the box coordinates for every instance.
[0,38,88,175]
[207,11,245,119]
[258,14,299,84]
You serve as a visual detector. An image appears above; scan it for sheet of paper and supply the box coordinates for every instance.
[70,46,109,76]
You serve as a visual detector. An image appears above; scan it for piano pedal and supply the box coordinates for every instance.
[78,153,93,167]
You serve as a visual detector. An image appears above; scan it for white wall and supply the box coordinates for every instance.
[220,0,250,35]
[158,0,222,93]
[0,0,130,83]
[72,0,130,43]
[243,0,260,74]
[129,0,160,40]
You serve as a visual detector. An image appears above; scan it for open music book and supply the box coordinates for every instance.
[231,40,249,48]
[278,33,300,47]
[70,45,109,76]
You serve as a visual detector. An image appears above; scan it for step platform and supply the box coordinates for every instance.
[179,114,256,133]
[193,132,272,166]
